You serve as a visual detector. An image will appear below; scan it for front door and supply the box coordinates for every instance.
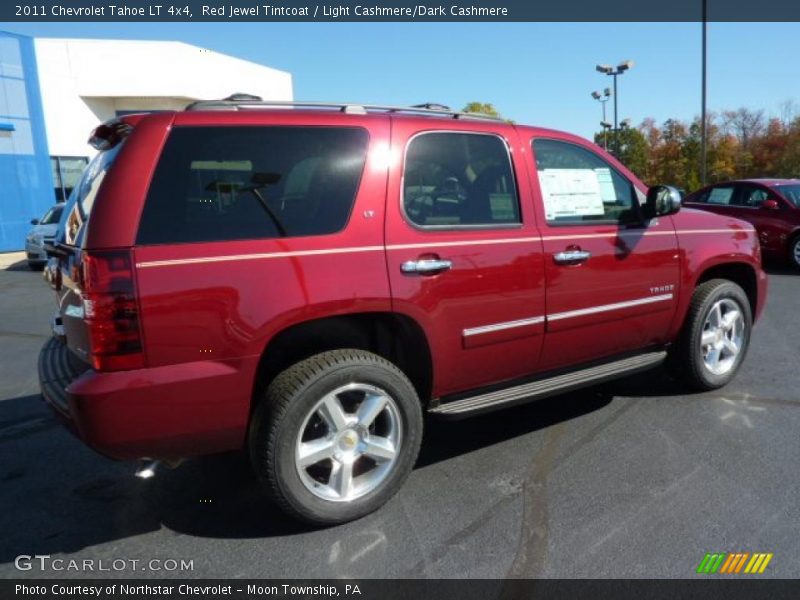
[731,183,790,254]
[528,137,680,371]
[385,121,546,398]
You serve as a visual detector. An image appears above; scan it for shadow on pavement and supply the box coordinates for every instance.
[0,367,685,557]
[762,258,797,276]
[4,259,33,272]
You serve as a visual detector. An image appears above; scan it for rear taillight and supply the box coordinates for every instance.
[82,249,144,371]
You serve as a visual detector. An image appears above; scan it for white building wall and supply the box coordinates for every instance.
[34,38,293,158]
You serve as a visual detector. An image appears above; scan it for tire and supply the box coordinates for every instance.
[249,349,423,525]
[670,279,752,391]
[28,261,45,271]
[789,235,800,270]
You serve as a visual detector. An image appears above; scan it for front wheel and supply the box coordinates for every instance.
[249,349,423,525]
[670,279,752,391]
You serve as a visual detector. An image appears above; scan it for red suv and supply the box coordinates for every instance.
[683,179,800,269]
[39,98,767,525]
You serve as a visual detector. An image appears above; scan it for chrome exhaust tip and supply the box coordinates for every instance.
[134,458,184,479]
[135,460,160,480]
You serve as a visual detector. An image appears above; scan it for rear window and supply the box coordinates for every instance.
[136,126,369,245]
[63,145,122,246]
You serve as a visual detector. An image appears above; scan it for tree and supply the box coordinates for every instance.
[461,102,500,118]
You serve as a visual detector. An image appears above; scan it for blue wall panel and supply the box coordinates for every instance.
[0,31,54,252]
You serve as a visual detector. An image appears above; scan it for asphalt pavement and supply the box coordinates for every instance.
[1,251,798,579]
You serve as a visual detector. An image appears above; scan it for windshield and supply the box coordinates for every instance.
[777,185,800,207]
[39,205,64,225]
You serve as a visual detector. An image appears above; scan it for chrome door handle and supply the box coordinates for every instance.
[553,250,591,264]
[401,259,453,274]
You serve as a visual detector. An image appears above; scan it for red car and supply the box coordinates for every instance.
[684,179,800,269]
[39,98,767,525]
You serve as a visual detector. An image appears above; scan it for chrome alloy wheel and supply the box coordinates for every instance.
[295,383,403,502]
[700,298,745,376]
[792,238,800,267]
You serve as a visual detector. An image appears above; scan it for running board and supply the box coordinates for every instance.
[429,351,667,418]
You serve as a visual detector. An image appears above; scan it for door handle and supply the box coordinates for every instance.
[401,258,453,275]
[553,250,592,264]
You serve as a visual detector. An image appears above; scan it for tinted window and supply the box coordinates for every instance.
[64,145,122,246]
[705,186,735,205]
[137,126,368,245]
[736,185,768,208]
[532,139,638,224]
[777,184,800,207]
[403,132,520,228]
[40,205,63,225]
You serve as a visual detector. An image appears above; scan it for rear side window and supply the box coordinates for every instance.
[403,132,520,228]
[137,126,368,245]
[705,186,735,205]
[64,145,122,246]
[532,138,638,225]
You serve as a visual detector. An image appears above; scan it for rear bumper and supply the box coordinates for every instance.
[38,337,258,460]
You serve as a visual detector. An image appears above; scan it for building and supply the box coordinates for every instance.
[0,32,293,252]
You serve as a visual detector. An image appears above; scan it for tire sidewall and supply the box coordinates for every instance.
[690,283,752,389]
[266,358,422,524]
[790,236,800,269]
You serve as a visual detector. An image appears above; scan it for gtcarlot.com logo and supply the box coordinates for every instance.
[696,552,773,574]
[14,554,194,572]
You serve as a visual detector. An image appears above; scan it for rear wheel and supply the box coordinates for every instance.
[670,279,752,391]
[789,235,800,270]
[249,349,423,525]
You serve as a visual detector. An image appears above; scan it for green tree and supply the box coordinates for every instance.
[616,127,649,179]
[461,102,500,118]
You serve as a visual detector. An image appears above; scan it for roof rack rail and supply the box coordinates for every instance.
[184,98,504,121]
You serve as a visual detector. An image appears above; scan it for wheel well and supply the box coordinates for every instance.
[696,263,758,316]
[253,313,433,409]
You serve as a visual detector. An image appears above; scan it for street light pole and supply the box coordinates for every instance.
[701,0,708,185]
[596,60,634,157]
[591,88,612,151]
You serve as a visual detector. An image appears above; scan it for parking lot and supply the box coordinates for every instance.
[1,250,798,579]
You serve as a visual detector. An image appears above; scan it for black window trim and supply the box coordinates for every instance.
[400,129,523,232]
[531,136,645,228]
[135,124,371,246]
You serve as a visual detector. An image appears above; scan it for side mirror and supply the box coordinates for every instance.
[30,218,39,225]
[644,185,682,219]
[762,199,780,210]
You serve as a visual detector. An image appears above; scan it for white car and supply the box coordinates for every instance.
[25,203,65,270]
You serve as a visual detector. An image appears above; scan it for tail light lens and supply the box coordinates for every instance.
[82,249,145,371]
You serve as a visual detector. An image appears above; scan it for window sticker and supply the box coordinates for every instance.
[594,168,618,203]
[489,193,515,221]
[538,168,605,220]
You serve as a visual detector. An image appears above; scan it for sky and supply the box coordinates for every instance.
[1,21,798,139]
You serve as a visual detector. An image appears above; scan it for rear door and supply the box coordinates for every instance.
[528,137,680,371]
[385,119,546,398]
